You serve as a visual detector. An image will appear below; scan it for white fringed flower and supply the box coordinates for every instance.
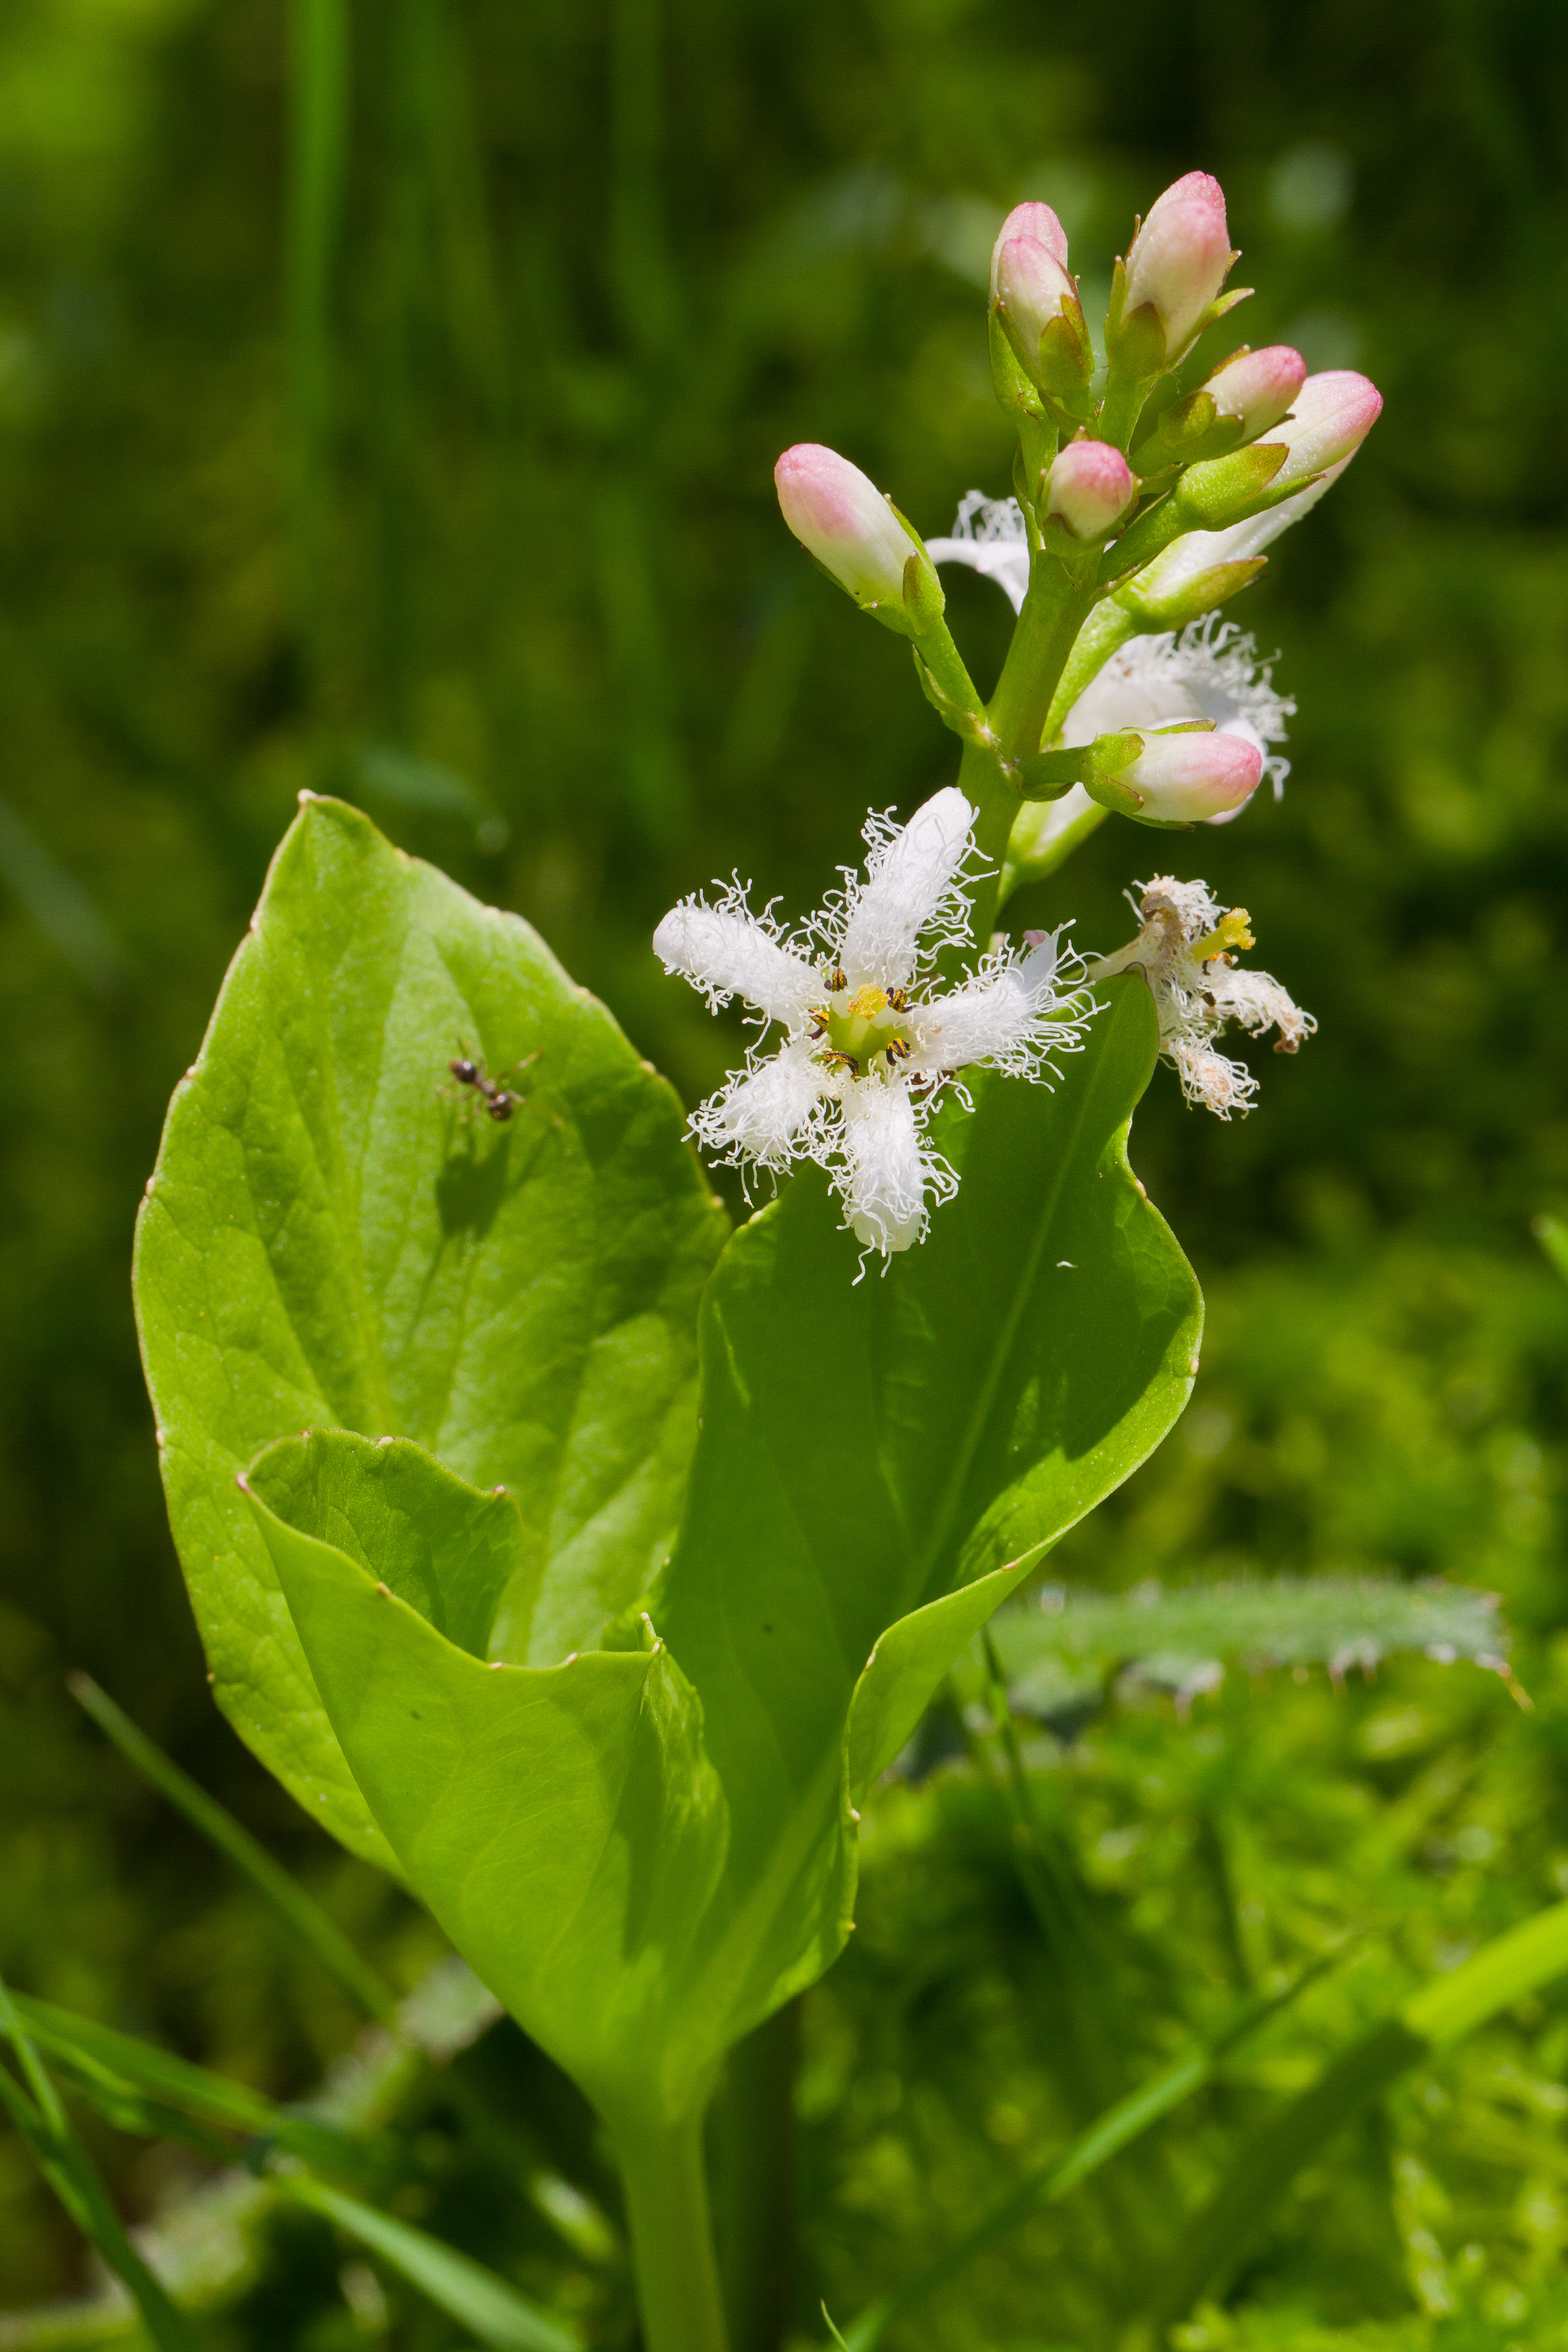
[654,788,1090,1256]
[1060,616,1295,810]
[924,490,1032,614]
[1086,875,1315,1119]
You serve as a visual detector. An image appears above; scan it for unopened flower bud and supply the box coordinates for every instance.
[1045,441,1137,543]
[989,200,1068,296]
[1261,369,1382,487]
[1122,171,1236,361]
[1092,724,1262,823]
[994,237,1085,389]
[1203,345,1306,439]
[774,443,935,623]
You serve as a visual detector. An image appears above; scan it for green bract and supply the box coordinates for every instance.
[134,794,1199,2140]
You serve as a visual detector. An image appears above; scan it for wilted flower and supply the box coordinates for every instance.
[653,789,1090,1255]
[1086,875,1314,1117]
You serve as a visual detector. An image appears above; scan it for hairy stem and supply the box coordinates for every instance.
[614,2107,731,2352]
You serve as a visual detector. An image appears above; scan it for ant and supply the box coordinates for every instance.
[447,1044,541,1123]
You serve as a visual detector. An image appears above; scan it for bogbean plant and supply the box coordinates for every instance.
[121,173,1397,2349]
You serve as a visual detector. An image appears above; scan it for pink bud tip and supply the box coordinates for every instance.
[1266,369,1382,486]
[1046,440,1138,542]
[1204,345,1307,438]
[1124,171,1234,356]
[994,236,1078,354]
[1117,727,1263,820]
[774,442,916,606]
[989,200,1069,294]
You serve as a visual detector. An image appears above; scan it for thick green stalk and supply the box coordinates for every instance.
[960,561,1096,945]
[710,2002,801,2352]
[614,2109,731,2352]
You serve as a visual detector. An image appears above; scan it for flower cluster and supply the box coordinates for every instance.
[1087,877,1315,1118]
[657,164,1374,1247]
[654,790,1089,1256]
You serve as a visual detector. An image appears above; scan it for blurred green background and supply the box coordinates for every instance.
[2,0,1567,2341]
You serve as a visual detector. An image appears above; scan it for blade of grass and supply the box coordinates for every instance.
[68,1674,398,2026]
[285,0,350,682]
[0,1978,209,2352]
[837,1950,1346,2352]
[1149,1898,1568,2330]
[275,2171,581,2351]
[12,1994,365,2179]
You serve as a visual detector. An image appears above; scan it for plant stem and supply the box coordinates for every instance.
[614,2107,731,2352]
[709,2000,801,2352]
[955,558,1100,946]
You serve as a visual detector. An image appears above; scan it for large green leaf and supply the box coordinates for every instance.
[133,796,726,1864]
[242,979,1197,2125]
[656,974,1202,2043]
[245,1428,729,2124]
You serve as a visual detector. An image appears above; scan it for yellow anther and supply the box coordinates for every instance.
[1193,907,1255,961]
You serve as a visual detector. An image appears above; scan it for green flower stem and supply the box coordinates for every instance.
[957,561,1098,945]
[614,2108,731,2352]
[710,2000,801,2352]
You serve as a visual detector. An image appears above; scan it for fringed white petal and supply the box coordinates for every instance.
[908,935,1088,1081]
[1210,965,1317,1053]
[653,890,820,1025]
[1137,875,1226,941]
[925,491,1031,616]
[839,1078,946,1256]
[1169,1039,1259,1119]
[691,1038,837,1168]
[838,787,977,988]
[1090,875,1314,1120]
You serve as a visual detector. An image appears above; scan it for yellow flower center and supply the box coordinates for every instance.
[811,982,916,1077]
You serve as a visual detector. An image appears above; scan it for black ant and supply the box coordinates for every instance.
[448,1045,541,1123]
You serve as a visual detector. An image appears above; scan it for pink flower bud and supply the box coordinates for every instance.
[774,443,919,609]
[994,237,1078,360]
[1262,370,1382,487]
[1106,726,1262,821]
[1045,441,1137,542]
[989,200,1068,297]
[1123,171,1235,357]
[1203,345,1306,439]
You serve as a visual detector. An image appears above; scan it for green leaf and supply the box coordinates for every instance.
[244,1427,729,2125]
[982,1574,1510,1720]
[656,975,1200,2048]
[133,796,726,1865]
[242,980,1195,2126]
